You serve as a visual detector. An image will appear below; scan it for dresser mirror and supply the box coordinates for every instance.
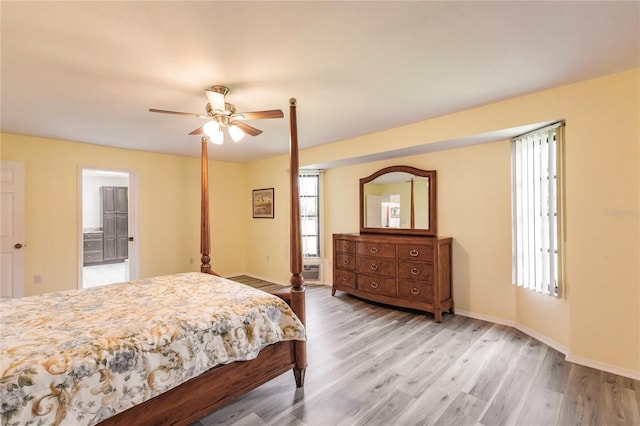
[360,165,436,236]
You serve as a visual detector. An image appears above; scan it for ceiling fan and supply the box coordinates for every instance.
[149,85,284,144]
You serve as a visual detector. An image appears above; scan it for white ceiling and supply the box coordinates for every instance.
[1,1,638,164]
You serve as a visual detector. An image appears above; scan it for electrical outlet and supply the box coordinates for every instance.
[34,275,42,284]
[189,257,194,264]
[266,255,270,262]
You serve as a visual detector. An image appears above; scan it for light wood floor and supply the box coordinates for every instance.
[191,277,640,426]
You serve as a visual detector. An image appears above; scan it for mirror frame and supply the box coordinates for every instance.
[359,165,437,236]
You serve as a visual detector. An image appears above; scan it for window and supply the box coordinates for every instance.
[299,171,321,258]
[511,122,565,297]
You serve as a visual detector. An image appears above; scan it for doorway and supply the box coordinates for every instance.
[78,168,138,288]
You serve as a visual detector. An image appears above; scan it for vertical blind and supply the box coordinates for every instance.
[299,171,320,258]
[511,122,564,296]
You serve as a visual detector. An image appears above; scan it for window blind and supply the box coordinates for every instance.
[299,171,321,258]
[511,122,565,296]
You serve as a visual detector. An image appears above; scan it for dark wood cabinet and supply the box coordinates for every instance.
[83,232,104,265]
[332,233,453,322]
[102,186,128,262]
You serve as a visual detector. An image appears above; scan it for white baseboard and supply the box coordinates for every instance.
[454,309,516,328]
[454,309,639,380]
[565,354,640,380]
[515,323,569,355]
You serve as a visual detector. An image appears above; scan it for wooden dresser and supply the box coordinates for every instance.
[332,233,453,322]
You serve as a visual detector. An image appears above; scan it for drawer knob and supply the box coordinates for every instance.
[343,243,350,250]
[370,282,379,289]
[409,249,419,257]
[370,247,378,254]
[342,276,350,282]
[370,264,378,271]
[411,287,420,295]
[411,268,420,275]
[343,259,350,265]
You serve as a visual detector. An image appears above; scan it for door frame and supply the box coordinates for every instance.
[77,166,139,287]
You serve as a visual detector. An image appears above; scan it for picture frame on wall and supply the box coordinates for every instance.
[252,188,274,218]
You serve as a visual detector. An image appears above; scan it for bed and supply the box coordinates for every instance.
[0,99,307,425]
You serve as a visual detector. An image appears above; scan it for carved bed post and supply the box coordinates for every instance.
[200,136,218,276]
[101,116,307,425]
[288,98,307,387]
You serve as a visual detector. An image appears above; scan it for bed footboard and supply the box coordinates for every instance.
[269,290,291,305]
[100,341,296,425]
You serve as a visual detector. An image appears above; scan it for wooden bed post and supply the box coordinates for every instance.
[200,136,218,276]
[99,117,307,425]
[288,98,307,387]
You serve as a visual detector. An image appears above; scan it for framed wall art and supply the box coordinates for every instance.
[252,188,274,218]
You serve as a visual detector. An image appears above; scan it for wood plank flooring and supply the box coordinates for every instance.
[191,277,640,426]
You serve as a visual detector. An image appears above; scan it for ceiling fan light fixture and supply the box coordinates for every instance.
[209,128,224,145]
[203,121,223,144]
[203,120,220,136]
[229,125,245,142]
[150,84,282,142]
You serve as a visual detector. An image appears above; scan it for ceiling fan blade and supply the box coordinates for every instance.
[189,126,204,135]
[233,109,284,120]
[149,108,209,119]
[232,121,263,136]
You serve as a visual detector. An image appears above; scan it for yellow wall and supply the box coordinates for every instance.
[243,154,292,284]
[0,134,246,294]
[2,68,638,377]
[249,69,639,376]
[322,141,517,321]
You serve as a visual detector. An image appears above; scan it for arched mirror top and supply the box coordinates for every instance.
[360,165,436,236]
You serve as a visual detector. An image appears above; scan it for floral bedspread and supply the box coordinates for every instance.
[0,272,306,425]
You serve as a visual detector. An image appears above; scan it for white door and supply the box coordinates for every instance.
[1,161,26,297]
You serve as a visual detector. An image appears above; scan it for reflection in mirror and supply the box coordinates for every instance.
[360,166,436,236]
[363,173,429,229]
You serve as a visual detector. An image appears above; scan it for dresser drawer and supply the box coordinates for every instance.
[398,262,434,282]
[398,280,433,303]
[356,242,396,259]
[357,242,395,259]
[397,243,434,262]
[335,238,356,254]
[357,256,395,277]
[335,253,356,271]
[334,269,356,288]
[357,275,396,297]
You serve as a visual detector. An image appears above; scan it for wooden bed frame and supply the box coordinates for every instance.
[101,99,306,425]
